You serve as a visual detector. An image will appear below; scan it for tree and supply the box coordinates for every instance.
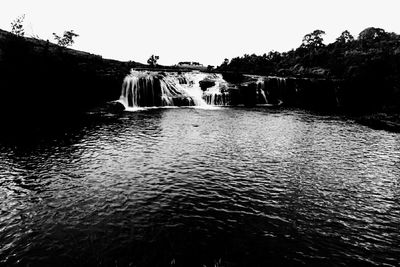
[266,51,282,61]
[218,58,230,70]
[301,30,326,49]
[358,27,387,41]
[147,55,159,67]
[53,30,79,47]
[336,30,354,43]
[11,14,25,37]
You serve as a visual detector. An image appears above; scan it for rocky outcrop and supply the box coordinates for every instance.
[199,79,216,91]
[106,101,126,113]
[260,77,339,109]
[203,75,340,109]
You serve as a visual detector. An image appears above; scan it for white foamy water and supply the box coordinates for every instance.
[118,70,211,109]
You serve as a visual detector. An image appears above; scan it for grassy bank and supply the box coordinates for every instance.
[0,29,142,127]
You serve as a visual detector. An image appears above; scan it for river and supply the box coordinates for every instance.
[1,107,399,266]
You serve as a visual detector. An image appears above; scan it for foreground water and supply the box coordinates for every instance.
[1,108,399,266]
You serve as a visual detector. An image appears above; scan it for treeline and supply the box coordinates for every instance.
[218,27,400,80]
[218,27,400,112]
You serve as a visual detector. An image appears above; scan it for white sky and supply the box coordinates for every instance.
[0,0,399,66]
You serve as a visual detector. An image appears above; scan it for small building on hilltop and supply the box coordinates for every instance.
[176,61,207,71]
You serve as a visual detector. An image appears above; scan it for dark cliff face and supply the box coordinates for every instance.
[0,29,137,131]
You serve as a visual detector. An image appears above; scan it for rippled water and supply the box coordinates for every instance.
[1,108,400,266]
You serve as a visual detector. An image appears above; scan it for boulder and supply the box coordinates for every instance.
[199,79,216,91]
[107,101,125,112]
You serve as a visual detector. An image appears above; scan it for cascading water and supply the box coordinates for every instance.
[118,70,208,109]
[256,77,268,104]
[118,71,163,108]
[178,72,209,107]
[250,76,289,105]
[203,74,236,106]
[263,76,288,105]
[116,70,293,110]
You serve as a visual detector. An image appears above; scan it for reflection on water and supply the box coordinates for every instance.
[1,108,400,266]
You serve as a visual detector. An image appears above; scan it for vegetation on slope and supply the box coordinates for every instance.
[218,27,400,112]
[0,28,143,132]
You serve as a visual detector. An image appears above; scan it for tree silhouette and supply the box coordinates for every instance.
[336,30,354,43]
[358,27,387,41]
[53,30,79,47]
[11,14,25,37]
[147,55,159,67]
[302,30,326,49]
[207,65,215,72]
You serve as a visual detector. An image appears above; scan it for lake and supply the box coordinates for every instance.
[1,107,399,266]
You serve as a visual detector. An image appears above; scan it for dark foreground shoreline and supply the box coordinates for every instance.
[357,113,400,133]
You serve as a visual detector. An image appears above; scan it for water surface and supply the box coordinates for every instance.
[1,108,399,266]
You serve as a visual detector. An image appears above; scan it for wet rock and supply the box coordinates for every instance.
[227,88,241,106]
[199,79,216,91]
[177,76,188,84]
[357,113,400,133]
[239,83,257,107]
[107,101,125,112]
[172,97,194,106]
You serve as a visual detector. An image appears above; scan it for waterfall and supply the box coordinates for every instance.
[119,71,163,108]
[178,72,209,107]
[118,70,208,109]
[260,76,290,105]
[203,74,234,106]
[116,70,294,110]
[256,77,268,104]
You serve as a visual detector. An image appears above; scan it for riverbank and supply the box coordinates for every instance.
[0,29,139,127]
[357,113,400,133]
